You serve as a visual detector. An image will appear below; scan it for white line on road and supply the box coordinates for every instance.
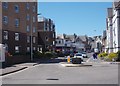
[1,63,41,78]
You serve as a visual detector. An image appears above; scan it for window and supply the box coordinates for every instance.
[47,23,49,31]
[51,23,53,31]
[3,31,8,40]
[53,41,55,45]
[4,44,8,52]
[15,19,19,27]
[45,37,48,41]
[33,27,36,33]
[33,37,36,43]
[15,46,19,53]
[15,33,19,41]
[3,16,8,24]
[45,28,47,31]
[14,5,19,13]
[33,47,36,51]
[26,14,30,21]
[53,33,55,38]
[33,16,35,23]
[26,3,30,10]
[44,22,46,31]
[27,36,30,43]
[26,25,30,32]
[33,6,36,12]
[59,41,61,44]
[55,41,57,44]
[27,47,30,52]
[3,2,8,9]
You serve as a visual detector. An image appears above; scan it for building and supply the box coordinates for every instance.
[77,35,89,51]
[102,30,107,52]
[55,35,76,53]
[37,17,56,52]
[105,0,120,53]
[112,1,120,52]
[90,36,102,53]
[0,2,38,55]
[55,34,88,53]
[0,2,2,44]
[106,8,113,53]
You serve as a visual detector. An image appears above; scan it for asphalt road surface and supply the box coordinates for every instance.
[2,62,118,84]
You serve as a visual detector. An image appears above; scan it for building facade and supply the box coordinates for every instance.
[106,8,113,53]
[90,36,102,53]
[1,2,38,55]
[102,30,107,52]
[37,17,56,52]
[55,35,76,53]
[0,2,2,44]
[112,1,120,52]
[105,1,120,53]
[56,34,88,53]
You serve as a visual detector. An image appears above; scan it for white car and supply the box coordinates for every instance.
[82,52,87,58]
[73,53,83,61]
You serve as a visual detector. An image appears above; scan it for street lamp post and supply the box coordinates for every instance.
[30,12,33,62]
[30,13,41,62]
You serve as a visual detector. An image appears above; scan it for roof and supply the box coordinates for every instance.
[77,36,87,42]
[107,8,113,18]
[65,35,75,41]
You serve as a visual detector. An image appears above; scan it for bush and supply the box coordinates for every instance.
[33,51,44,58]
[98,52,108,60]
[116,51,120,61]
[45,52,58,59]
[33,51,57,59]
[104,56,111,61]
[56,52,65,57]
[45,52,53,58]
[108,53,117,61]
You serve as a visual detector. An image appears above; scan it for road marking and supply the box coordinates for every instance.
[1,63,40,78]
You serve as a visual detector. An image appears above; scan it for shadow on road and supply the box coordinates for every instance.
[34,58,67,64]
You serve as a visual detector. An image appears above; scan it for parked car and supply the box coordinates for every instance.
[82,52,87,58]
[73,53,83,61]
[72,53,83,64]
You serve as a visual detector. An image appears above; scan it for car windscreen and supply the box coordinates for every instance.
[75,54,82,56]
[82,52,86,54]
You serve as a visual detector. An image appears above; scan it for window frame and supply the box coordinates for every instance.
[33,37,36,43]
[3,31,8,40]
[26,25,30,32]
[27,36,30,43]
[14,4,19,13]
[15,33,19,41]
[26,3,30,10]
[3,2,8,9]
[26,14,30,21]
[3,16,8,24]
[15,46,19,53]
[27,47,30,52]
[15,18,20,27]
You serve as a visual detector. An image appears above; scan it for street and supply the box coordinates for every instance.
[2,62,118,84]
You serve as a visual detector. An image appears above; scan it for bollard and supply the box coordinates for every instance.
[67,56,70,63]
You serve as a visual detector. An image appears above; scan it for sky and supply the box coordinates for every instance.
[38,2,112,37]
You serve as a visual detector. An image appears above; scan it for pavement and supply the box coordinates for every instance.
[60,62,92,67]
[59,61,120,67]
[0,62,39,76]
